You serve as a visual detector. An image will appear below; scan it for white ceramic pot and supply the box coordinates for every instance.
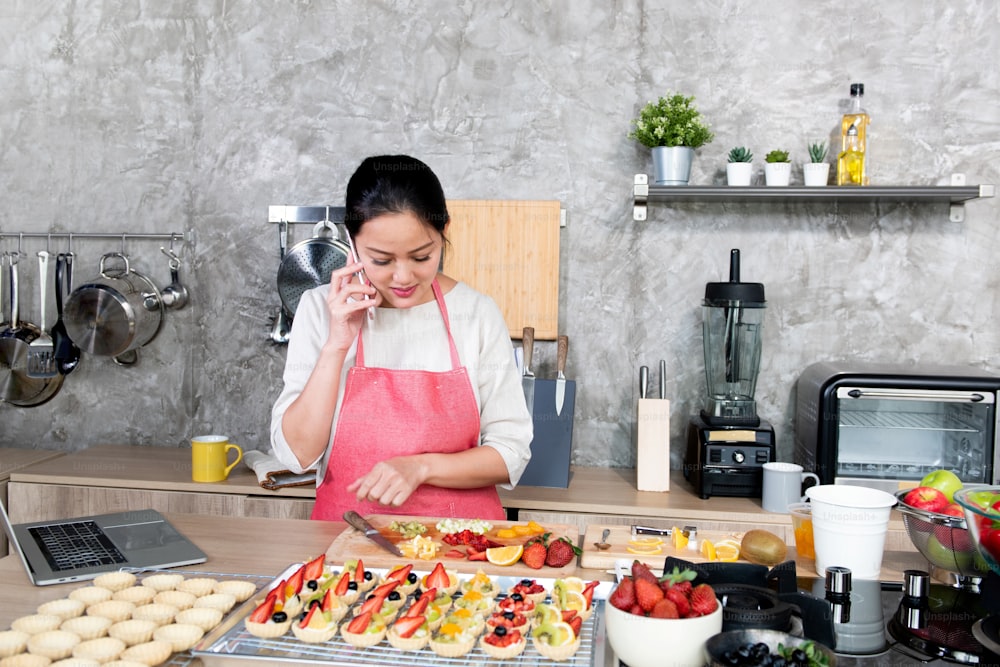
[803,162,831,186]
[605,601,723,667]
[726,162,753,186]
[764,162,791,186]
[651,146,694,185]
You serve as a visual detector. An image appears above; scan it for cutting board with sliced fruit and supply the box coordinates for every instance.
[579,524,747,571]
[326,514,579,576]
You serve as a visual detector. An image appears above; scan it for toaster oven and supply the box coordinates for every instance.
[794,361,1000,491]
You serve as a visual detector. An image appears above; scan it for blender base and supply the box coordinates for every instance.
[683,414,776,499]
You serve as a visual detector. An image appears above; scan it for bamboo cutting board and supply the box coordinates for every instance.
[579,524,748,571]
[326,514,579,577]
[443,200,561,340]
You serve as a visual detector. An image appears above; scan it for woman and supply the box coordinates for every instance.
[270,155,532,521]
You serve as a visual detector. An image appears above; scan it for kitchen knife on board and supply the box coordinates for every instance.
[554,334,568,416]
[522,326,535,411]
[343,511,403,557]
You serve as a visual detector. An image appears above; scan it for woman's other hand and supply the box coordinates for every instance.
[346,457,427,507]
[325,262,380,351]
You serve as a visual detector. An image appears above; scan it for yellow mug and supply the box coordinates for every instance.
[191,435,243,482]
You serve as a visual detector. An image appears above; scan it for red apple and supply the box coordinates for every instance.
[940,503,965,518]
[979,528,1000,563]
[904,486,950,513]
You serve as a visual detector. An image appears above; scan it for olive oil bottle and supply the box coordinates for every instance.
[836,83,870,185]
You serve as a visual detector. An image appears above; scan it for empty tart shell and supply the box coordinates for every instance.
[68,588,113,606]
[138,575,184,593]
[213,581,256,603]
[86,602,135,624]
[60,616,112,641]
[0,630,29,658]
[479,631,527,659]
[532,633,581,662]
[175,578,217,597]
[112,588,156,606]
[0,653,54,667]
[243,617,290,639]
[290,622,337,644]
[152,592,195,612]
[26,630,81,660]
[152,624,204,652]
[107,620,157,647]
[172,608,222,633]
[50,658,103,667]
[118,640,172,666]
[102,661,153,667]
[129,605,176,627]
[11,615,63,635]
[191,594,235,614]
[92,573,136,593]
[36,600,85,623]
[71,637,125,663]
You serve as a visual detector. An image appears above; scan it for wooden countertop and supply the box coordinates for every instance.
[0,512,927,632]
[0,448,64,482]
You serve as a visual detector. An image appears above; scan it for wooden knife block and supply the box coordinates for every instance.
[637,398,671,492]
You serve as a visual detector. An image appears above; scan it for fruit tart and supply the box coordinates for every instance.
[495,592,536,616]
[551,578,600,622]
[412,586,452,614]
[339,610,386,648]
[532,615,583,662]
[386,614,430,651]
[342,559,377,593]
[243,596,291,639]
[291,605,338,644]
[459,569,499,600]
[328,571,361,606]
[486,609,530,635]
[507,578,547,604]
[383,564,420,596]
[480,625,527,659]
[353,593,400,625]
[453,589,492,615]
[427,616,478,658]
[420,562,459,596]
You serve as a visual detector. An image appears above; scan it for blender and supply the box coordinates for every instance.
[684,249,776,499]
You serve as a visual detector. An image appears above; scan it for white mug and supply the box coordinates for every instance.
[762,462,820,513]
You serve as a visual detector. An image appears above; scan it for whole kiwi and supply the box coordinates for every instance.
[740,529,788,566]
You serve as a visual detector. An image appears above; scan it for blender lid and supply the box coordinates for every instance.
[704,248,765,306]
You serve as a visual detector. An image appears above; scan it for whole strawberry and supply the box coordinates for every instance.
[687,583,719,617]
[545,537,581,567]
[520,534,549,569]
[664,586,691,617]
[648,597,680,619]
[634,577,664,613]
[608,578,636,611]
[631,560,659,584]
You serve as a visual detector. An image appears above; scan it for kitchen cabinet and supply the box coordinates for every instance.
[632,175,995,221]
[0,449,64,557]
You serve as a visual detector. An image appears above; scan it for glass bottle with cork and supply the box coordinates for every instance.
[836,83,870,186]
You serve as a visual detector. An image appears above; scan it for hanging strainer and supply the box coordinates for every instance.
[276,220,350,317]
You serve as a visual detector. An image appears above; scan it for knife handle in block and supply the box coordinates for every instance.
[637,398,670,492]
[556,335,568,377]
[522,327,535,374]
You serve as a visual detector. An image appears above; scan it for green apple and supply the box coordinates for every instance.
[920,469,963,503]
[965,489,1000,510]
[924,533,972,571]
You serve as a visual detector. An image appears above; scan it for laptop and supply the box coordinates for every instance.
[0,496,207,586]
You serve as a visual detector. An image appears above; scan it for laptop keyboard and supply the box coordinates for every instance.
[28,521,128,572]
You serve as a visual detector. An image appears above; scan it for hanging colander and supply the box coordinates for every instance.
[276,220,350,317]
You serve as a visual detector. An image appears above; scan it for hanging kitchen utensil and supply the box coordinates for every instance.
[159,246,189,310]
[26,250,56,378]
[0,252,64,406]
[269,220,291,344]
[52,252,81,375]
[63,252,164,366]
[276,220,350,317]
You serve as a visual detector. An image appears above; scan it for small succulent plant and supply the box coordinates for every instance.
[807,141,828,163]
[727,146,753,163]
[764,149,790,163]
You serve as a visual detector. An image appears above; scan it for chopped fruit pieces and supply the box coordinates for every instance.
[700,538,717,561]
[671,527,689,551]
[486,544,524,566]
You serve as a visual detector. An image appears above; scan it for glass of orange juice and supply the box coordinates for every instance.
[788,502,815,560]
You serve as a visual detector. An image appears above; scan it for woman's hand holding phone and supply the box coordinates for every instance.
[325,262,380,351]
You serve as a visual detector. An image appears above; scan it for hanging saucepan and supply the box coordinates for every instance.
[63,253,164,366]
[0,252,65,407]
[276,220,350,317]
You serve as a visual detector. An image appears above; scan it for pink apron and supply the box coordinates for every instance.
[311,279,505,521]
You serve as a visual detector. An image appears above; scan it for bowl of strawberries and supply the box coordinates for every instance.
[605,561,722,667]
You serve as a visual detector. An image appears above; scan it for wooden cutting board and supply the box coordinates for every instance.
[579,524,749,571]
[326,514,579,577]
[443,200,561,340]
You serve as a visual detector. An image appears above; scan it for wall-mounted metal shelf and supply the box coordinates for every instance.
[267,205,345,224]
[632,174,995,222]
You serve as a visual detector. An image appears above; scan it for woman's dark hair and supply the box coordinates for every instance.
[343,155,450,237]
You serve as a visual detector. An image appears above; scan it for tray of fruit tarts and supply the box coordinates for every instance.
[191,555,616,667]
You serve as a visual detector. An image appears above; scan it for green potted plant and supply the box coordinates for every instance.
[803,141,830,186]
[726,146,754,186]
[763,149,791,186]
[628,92,714,186]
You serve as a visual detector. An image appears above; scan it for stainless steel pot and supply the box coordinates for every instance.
[276,221,350,317]
[63,253,164,366]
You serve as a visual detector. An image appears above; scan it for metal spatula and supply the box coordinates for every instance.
[27,250,56,378]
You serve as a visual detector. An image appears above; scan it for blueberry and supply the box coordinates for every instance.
[306,579,319,590]
[510,593,523,602]
[347,581,358,591]
[520,579,533,586]
[388,591,401,601]
[502,611,515,620]
[407,573,418,584]
[363,571,373,581]
[271,611,287,623]
[772,657,787,667]
[737,644,752,660]
[752,642,770,660]
[791,649,807,664]
[494,625,507,637]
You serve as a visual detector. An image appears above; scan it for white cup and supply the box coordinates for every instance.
[805,484,897,579]
[762,462,820,514]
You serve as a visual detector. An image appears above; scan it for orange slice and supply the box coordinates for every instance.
[527,521,546,534]
[715,543,740,562]
[626,544,663,555]
[495,529,517,540]
[700,539,717,561]
[670,527,689,551]
[485,545,524,567]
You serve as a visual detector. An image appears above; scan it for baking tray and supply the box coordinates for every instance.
[193,565,614,667]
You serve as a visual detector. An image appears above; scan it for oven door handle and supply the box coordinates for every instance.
[845,388,987,402]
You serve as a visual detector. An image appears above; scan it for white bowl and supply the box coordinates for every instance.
[605,602,723,667]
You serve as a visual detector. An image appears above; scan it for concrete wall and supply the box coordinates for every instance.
[2,1,998,474]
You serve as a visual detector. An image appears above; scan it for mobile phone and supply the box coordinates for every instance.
[344,230,376,323]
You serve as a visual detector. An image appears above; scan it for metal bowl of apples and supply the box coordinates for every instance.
[954,485,1000,577]
[894,471,992,579]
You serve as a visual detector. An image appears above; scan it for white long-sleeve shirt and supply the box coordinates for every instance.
[270,281,533,490]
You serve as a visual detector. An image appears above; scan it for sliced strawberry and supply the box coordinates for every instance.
[582,580,599,609]
[392,615,425,638]
[568,615,583,637]
[405,595,430,618]
[385,564,413,584]
[299,604,319,628]
[443,549,466,559]
[353,559,366,584]
[560,609,578,622]
[358,594,385,616]
[320,589,335,613]
[372,580,400,598]
[418,587,438,602]
[333,572,351,597]
[467,547,487,561]
[425,562,451,590]
[249,596,275,623]
[285,566,305,598]
[345,610,372,635]
[302,554,325,582]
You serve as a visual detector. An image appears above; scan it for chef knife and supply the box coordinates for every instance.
[522,326,535,412]
[554,334,568,416]
[343,511,403,557]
